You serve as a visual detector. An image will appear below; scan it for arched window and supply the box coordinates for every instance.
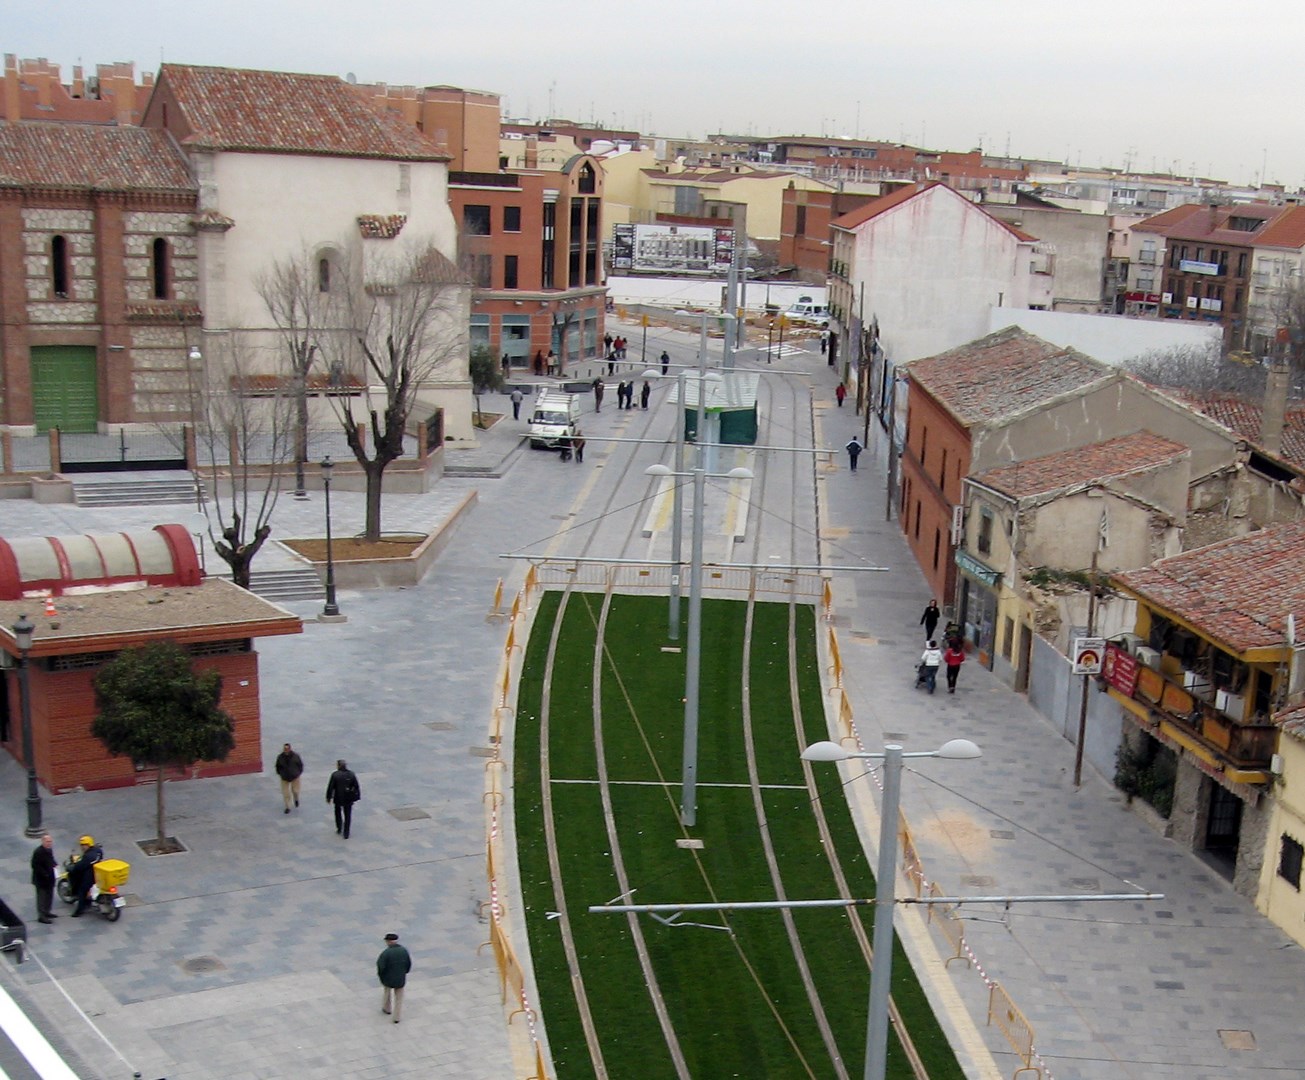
[51,235,70,298]
[318,256,331,293]
[151,238,170,300]
[577,162,596,194]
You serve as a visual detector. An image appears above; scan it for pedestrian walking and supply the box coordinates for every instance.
[325,759,361,839]
[501,353,510,377]
[31,834,56,924]
[607,352,617,376]
[546,349,557,375]
[920,600,941,642]
[835,383,846,407]
[593,378,605,412]
[377,933,412,1024]
[845,436,862,472]
[820,330,829,355]
[510,387,524,420]
[944,641,965,693]
[919,640,943,694]
[640,380,651,409]
[616,336,627,359]
[275,742,303,814]
[533,350,544,376]
[624,381,634,409]
[660,350,670,375]
[604,332,613,354]
[615,380,626,409]
[572,433,585,463]
[557,434,572,462]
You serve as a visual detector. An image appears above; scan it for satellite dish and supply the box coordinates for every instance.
[187,511,208,535]
[346,72,357,85]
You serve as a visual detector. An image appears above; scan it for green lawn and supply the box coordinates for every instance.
[514,592,964,1079]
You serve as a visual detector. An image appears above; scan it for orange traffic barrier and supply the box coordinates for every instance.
[987,982,1041,1078]
[486,577,506,621]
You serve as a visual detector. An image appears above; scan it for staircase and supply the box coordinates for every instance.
[227,567,323,603]
[73,475,203,508]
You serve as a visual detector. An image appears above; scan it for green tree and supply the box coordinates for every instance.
[92,642,236,842]
[469,344,505,429]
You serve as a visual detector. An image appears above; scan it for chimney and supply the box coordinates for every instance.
[71,64,85,98]
[1260,356,1291,455]
[3,55,18,121]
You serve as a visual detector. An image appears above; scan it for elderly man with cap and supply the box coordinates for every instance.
[325,759,361,839]
[377,932,412,1023]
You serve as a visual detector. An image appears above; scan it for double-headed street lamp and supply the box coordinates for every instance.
[647,461,753,828]
[801,738,981,1080]
[12,614,43,837]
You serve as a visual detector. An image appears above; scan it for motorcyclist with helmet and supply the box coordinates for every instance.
[69,835,103,916]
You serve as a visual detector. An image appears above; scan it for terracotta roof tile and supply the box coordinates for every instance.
[157,65,449,161]
[972,432,1189,499]
[1169,390,1305,472]
[0,120,194,192]
[1252,206,1305,250]
[1132,202,1285,247]
[905,326,1114,427]
[832,182,1037,242]
[1114,520,1305,653]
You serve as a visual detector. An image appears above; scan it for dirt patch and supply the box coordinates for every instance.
[473,411,503,430]
[137,836,187,857]
[282,535,427,562]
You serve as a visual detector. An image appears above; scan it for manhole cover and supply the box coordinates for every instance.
[389,807,431,821]
[989,830,1015,840]
[181,956,225,974]
[1219,1029,1256,1051]
[425,722,453,732]
[1069,878,1100,891]
[469,746,497,758]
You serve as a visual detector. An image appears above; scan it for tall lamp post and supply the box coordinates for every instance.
[801,738,981,1080]
[320,456,340,618]
[12,614,43,837]
[647,462,753,827]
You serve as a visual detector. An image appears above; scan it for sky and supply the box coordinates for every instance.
[10,1,1305,187]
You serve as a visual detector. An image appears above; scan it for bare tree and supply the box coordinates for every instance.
[1262,275,1305,397]
[1124,341,1267,397]
[186,334,295,589]
[257,252,331,496]
[321,242,468,540]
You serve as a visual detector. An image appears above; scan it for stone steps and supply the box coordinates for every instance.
[224,566,323,603]
[73,475,203,508]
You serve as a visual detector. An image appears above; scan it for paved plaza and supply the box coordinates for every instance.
[0,321,1300,1078]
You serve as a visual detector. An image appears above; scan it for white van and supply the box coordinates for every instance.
[528,391,581,449]
[783,299,829,323]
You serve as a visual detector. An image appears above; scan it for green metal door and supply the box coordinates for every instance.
[31,346,99,433]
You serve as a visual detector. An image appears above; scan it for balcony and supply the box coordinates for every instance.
[1104,646,1275,775]
[1137,250,1159,265]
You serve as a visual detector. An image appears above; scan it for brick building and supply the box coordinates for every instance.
[778,186,878,283]
[0,121,199,431]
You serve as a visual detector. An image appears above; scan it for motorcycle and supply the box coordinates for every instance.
[56,852,130,922]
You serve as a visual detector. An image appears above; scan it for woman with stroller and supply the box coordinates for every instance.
[918,640,943,694]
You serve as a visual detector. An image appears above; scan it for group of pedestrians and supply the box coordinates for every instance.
[276,742,362,838]
[28,833,104,923]
[916,600,966,693]
[603,333,628,374]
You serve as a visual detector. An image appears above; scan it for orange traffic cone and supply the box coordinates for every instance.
[44,594,56,617]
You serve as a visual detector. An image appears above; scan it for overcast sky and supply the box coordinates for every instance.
[11,1,1305,187]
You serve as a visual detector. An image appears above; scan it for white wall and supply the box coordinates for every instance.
[607,275,824,313]
[985,307,1221,366]
[852,185,1041,363]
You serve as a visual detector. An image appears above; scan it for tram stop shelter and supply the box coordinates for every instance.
[0,525,302,793]
[673,372,759,450]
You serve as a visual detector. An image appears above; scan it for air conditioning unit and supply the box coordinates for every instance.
[1116,633,1143,656]
[1183,669,1211,690]
[1216,689,1245,719]
[1135,646,1161,670]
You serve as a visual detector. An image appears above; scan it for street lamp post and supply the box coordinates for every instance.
[801,738,981,1080]
[648,462,753,827]
[12,614,43,837]
[320,456,340,618]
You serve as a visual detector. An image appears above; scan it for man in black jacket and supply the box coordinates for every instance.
[31,834,56,924]
[377,932,412,1023]
[325,760,361,839]
[69,835,102,916]
[275,742,304,814]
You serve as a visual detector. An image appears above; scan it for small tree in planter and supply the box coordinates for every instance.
[92,641,236,850]
[469,344,505,429]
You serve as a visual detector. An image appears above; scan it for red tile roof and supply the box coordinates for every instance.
[1169,390,1305,472]
[0,121,195,193]
[831,182,1037,241]
[155,65,449,161]
[1251,206,1305,250]
[1131,202,1285,247]
[906,326,1114,427]
[1114,520,1305,653]
[971,432,1189,499]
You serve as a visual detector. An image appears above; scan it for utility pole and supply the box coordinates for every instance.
[1073,549,1099,788]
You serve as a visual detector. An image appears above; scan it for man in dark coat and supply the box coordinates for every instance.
[920,600,941,642]
[275,742,304,814]
[69,835,102,916]
[640,381,651,409]
[31,834,56,924]
[325,760,361,839]
[660,350,670,375]
[377,933,412,1023]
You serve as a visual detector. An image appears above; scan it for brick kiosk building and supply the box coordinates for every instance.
[0,122,199,432]
[0,525,301,793]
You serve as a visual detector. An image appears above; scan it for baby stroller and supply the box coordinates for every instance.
[914,661,928,689]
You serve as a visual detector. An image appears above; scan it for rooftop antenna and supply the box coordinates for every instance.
[547,80,555,120]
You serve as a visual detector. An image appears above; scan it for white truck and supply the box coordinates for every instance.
[528,391,581,449]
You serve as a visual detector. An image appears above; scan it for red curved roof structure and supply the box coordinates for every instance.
[0,524,201,600]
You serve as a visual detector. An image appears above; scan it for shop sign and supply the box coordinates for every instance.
[1072,637,1106,675]
[955,549,1000,586]
[1102,642,1139,696]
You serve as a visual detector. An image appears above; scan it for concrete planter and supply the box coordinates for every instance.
[30,474,74,504]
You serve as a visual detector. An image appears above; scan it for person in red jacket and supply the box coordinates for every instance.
[943,642,965,693]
